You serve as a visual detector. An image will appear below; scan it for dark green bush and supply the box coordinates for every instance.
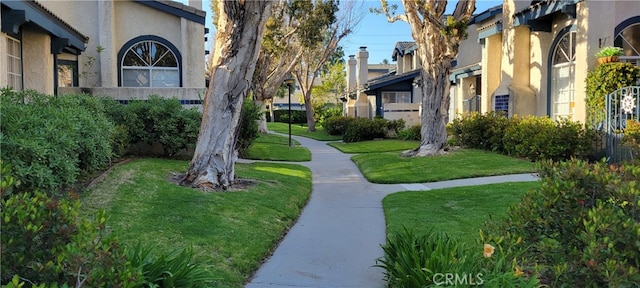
[271,109,307,124]
[323,116,356,136]
[585,62,640,127]
[1,89,113,193]
[448,112,509,152]
[503,116,593,161]
[485,159,640,287]
[398,124,422,141]
[237,98,261,157]
[102,96,201,157]
[343,117,386,143]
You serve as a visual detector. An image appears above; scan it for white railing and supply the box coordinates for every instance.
[619,56,640,67]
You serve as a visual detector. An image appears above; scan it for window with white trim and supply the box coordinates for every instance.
[121,40,179,87]
[6,37,22,90]
[382,91,411,103]
[550,31,576,120]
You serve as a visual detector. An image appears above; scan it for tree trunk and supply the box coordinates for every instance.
[255,98,269,133]
[304,98,316,132]
[405,64,451,156]
[181,0,272,191]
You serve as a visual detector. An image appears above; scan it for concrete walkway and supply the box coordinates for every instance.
[245,135,538,288]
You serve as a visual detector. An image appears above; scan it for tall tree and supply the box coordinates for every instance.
[181,0,273,190]
[378,0,475,156]
[293,0,361,132]
[311,60,346,105]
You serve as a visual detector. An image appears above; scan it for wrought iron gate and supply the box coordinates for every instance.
[605,86,640,163]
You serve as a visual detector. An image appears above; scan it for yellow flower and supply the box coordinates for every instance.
[514,266,524,277]
[483,244,495,258]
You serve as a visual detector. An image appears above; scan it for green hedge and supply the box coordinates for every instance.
[1,89,113,193]
[267,109,308,124]
[448,113,596,161]
[323,116,405,143]
[102,96,201,157]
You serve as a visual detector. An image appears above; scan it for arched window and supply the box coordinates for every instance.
[614,16,640,66]
[118,36,181,87]
[549,28,576,120]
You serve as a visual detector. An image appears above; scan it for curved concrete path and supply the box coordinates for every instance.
[245,135,538,288]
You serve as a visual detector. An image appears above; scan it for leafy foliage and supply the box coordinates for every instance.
[237,98,262,157]
[622,120,640,161]
[398,124,422,141]
[448,113,596,161]
[323,115,356,136]
[585,62,640,127]
[485,159,640,287]
[314,102,343,128]
[1,89,113,193]
[103,96,201,157]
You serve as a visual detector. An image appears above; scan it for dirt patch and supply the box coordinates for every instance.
[168,172,260,192]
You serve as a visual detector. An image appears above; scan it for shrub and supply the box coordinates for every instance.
[585,62,640,127]
[622,119,640,161]
[0,167,138,286]
[503,116,593,161]
[342,117,386,143]
[485,159,640,287]
[314,102,343,127]
[448,112,509,152]
[1,89,113,193]
[272,109,307,124]
[398,124,422,141]
[323,116,355,136]
[237,98,261,157]
[102,96,201,157]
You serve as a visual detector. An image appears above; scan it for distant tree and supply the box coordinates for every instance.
[252,0,342,133]
[376,0,475,156]
[381,58,390,65]
[293,1,362,132]
[312,60,346,105]
[181,0,273,190]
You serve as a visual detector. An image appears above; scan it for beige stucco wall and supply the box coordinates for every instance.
[22,28,54,94]
[40,0,205,89]
[456,24,482,67]
[383,103,420,126]
[481,33,502,113]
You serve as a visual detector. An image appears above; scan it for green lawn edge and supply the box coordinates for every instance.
[244,133,311,161]
[328,139,419,153]
[267,122,342,141]
[81,158,312,288]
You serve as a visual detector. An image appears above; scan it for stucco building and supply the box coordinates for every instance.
[347,0,640,125]
[1,0,206,106]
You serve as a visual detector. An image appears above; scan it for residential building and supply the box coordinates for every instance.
[1,0,207,108]
[347,0,640,125]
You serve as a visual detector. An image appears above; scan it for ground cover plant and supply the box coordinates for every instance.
[266,122,342,141]
[328,139,419,153]
[244,133,311,161]
[352,149,535,184]
[81,159,312,287]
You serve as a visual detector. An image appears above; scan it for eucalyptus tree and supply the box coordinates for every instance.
[181,0,273,190]
[293,0,362,132]
[252,0,345,133]
[377,0,475,156]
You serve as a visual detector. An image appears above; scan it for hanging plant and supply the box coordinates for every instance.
[595,46,624,64]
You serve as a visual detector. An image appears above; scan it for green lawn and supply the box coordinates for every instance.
[328,139,419,153]
[244,133,311,161]
[383,181,541,245]
[352,149,536,183]
[267,122,342,141]
[82,159,312,288]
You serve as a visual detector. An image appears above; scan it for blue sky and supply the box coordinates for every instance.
[192,0,503,64]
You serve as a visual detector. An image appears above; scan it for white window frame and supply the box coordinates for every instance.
[382,91,412,104]
[6,36,22,90]
[550,31,576,120]
[120,40,180,87]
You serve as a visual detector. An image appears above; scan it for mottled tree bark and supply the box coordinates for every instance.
[181,0,272,190]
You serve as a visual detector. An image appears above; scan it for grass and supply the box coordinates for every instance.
[244,133,311,161]
[383,181,541,245]
[267,122,342,141]
[352,149,536,184]
[81,158,312,288]
[328,139,419,153]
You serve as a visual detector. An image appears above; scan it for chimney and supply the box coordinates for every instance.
[356,46,368,87]
[347,55,357,91]
[188,0,202,10]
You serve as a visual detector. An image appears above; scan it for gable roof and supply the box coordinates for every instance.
[363,69,421,94]
[1,0,88,53]
[135,0,206,25]
[392,41,417,61]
